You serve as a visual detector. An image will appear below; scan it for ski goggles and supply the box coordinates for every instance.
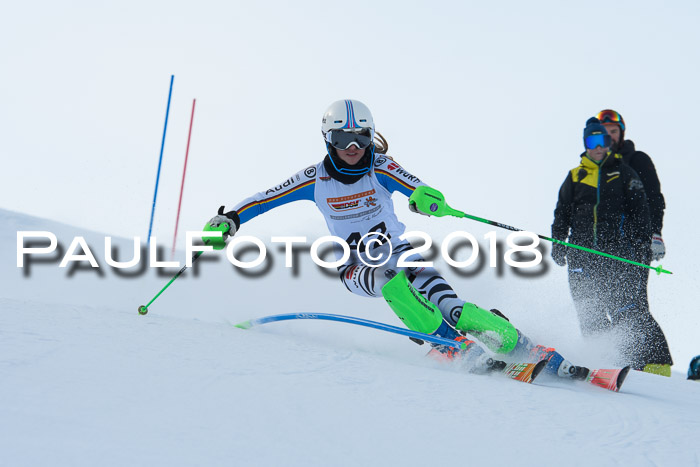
[585,133,612,150]
[596,110,625,130]
[327,129,373,150]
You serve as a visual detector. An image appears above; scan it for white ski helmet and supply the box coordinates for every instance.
[321,99,377,178]
[321,99,375,142]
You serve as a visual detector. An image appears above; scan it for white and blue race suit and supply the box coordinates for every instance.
[232,156,465,325]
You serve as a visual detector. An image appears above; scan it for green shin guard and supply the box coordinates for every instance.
[381,271,443,334]
[456,303,518,354]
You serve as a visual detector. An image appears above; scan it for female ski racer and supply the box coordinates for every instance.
[205,99,585,378]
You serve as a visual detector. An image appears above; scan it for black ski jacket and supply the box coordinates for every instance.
[618,140,665,234]
[552,152,652,266]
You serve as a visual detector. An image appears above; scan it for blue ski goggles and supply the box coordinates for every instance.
[585,133,612,150]
[327,129,373,150]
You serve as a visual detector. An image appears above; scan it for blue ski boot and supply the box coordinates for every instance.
[507,331,589,379]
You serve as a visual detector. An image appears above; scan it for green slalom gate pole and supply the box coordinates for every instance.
[409,186,672,276]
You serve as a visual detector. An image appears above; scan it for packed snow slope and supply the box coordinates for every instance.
[2,209,700,466]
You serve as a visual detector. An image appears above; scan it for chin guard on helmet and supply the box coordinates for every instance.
[325,143,376,176]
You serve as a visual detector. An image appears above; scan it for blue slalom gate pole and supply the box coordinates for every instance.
[147,74,175,246]
[235,312,466,350]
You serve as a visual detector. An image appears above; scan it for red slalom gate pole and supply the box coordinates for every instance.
[171,98,196,259]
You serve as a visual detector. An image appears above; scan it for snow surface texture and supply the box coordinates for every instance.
[2,209,700,466]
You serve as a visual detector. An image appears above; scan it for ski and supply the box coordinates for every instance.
[426,342,546,384]
[584,366,631,392]
[488,359,547,384]
[236,312,546,384]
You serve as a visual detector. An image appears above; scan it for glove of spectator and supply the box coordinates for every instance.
[551,243,567,266]
[651,233,665,261]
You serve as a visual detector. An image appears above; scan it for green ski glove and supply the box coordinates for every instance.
[203,206,240,250]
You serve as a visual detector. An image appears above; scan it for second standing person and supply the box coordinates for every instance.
[551,117,672,375]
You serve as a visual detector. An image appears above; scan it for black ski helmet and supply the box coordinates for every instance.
[596,109,626,142]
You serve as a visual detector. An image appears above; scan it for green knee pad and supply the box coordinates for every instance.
[456,303,518,354]
[381,271,443,334]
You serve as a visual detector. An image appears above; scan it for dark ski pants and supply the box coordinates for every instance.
[568,258,673,368]
[618,266,673,367]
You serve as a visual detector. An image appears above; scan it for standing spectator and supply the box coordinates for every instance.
[596,109,673,376]
[551,117,672,375]
[596,110,665,254]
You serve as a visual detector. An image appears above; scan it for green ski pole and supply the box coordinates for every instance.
[138,251,203,315]
[138,222,230,315]
[409,186,672,275]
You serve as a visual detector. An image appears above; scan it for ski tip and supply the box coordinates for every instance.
[531,359,548,382]
[498,361,545,383]
[615,366,632,392]
[234,320,253,330]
